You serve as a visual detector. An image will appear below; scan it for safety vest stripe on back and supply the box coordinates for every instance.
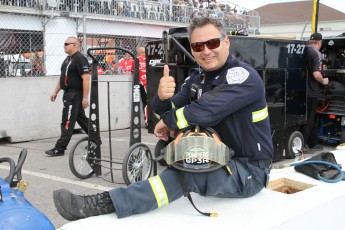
[148,176,169,208]
[252,106,268,123]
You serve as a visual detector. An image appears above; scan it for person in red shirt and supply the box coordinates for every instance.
[137,46,148,126]
[117,47,134,74]
[137,47,147,88]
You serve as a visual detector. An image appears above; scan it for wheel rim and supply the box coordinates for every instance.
[292,137,303,154]
[73,142,93,176]
[126,147,152,184]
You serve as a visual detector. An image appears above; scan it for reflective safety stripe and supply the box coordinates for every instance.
[154,102,176,120]
[252,106,268,123]
[176,107,189,129]
[148,176,169,208]
[154,112,160,119]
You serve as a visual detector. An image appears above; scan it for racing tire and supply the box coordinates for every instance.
[69,136,95,179]
[154,139,169,166]
[122,143,153,186]
[286,131,304,159]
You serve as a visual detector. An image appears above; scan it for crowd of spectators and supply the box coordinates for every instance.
[189,1,256,31]
[0,0,258,29]
[173,0,252,27]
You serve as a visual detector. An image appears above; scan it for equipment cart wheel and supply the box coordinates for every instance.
[69,136,95,179]
[286,131,304,159]
[122,143,153,186]
[154,140,169,166]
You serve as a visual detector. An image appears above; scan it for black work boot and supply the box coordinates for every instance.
[45,148,65,156]
[53,189,115,221]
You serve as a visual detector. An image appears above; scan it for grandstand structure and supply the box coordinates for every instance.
[0,0,260,77]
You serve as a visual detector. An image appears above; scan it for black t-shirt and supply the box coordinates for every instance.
[60,51,89,90]
[307,46,323,97]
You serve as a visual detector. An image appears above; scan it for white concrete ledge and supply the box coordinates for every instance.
[58,149,345,230]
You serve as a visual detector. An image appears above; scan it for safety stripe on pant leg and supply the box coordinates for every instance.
[65,104,73,129]
[148,176,169,208]
[252,106,268,123]
[176,107,189,129]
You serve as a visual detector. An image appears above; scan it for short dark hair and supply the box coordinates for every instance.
[188,17,227,41]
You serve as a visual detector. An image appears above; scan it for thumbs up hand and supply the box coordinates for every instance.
[158,65,176,100]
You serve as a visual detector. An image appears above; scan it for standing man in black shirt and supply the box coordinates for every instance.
[45,37,90,156]
[303,32,329,151]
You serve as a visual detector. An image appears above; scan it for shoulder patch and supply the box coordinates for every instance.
[226,67,249,84]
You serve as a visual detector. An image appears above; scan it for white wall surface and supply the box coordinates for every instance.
[259,21,345,40]
[0,14,42,31]
[0,75,133,142]
[45,18,78,76]
[81,19,167,37]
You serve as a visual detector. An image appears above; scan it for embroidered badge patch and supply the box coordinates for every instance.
[226,67,249,84]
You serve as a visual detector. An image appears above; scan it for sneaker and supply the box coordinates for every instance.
[310,144,323,151]
[302,145,310,153]
[45,148,64,156]
[53,189,115,221]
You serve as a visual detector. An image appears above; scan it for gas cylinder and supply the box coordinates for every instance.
[0,178,55,230]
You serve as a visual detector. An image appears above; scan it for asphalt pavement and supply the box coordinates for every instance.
[0,128,336,229]
[0,128,161,229]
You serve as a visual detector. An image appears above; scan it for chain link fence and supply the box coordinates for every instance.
[0,0,259,77]
[0,16,160,77]
[79,35,157,75]
[0,29,44,77]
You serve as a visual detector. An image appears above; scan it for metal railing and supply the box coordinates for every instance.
[0,0,259,28]
[0,0,260,78]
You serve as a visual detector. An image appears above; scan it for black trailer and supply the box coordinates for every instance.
[146,29,308,162]
[318,34,345,143]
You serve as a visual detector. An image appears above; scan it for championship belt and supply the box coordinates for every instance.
[163,126,233,172]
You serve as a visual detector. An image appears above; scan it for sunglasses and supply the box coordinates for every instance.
[64,43,75,46]
[190,37,225,52]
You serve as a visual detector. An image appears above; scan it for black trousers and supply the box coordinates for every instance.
[303,96,319,147]
[140,84,148,123]
[55,90,89,150]
[140,83,147,111]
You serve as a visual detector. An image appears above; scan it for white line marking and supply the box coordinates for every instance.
[0,165,113,191]
[100,136,156,146]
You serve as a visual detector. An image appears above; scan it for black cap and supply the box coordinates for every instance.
[310,32,322,41]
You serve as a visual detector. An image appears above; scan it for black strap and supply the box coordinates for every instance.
[175,170,218,217]
[249,159,272,169]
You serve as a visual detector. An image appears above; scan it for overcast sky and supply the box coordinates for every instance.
[227,0,345,13]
